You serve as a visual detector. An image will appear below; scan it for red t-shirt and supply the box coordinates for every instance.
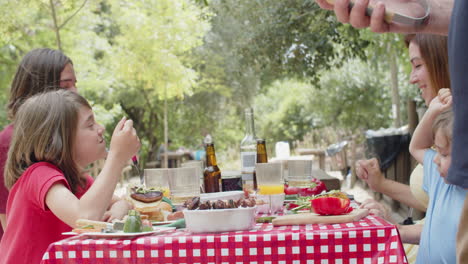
[0,124,14,242]
[0,162,93,264]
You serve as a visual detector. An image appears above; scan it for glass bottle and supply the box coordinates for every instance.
[204,143,221,193]
[253,139,268,191]
[240,108,257,193]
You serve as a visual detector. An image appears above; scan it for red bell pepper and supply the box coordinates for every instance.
[287,203,300,210]
[284,184,301,195]
[311,196,353,215]
[298,178,327,197]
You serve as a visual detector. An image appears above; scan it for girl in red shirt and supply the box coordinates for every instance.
[0,48,77,241]
[0,90,140,264]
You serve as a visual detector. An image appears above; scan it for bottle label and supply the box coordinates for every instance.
[241,151,256,172]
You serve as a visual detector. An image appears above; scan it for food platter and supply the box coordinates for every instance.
[62,227,175,238]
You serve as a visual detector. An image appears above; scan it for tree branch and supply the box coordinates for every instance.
[58,0,88,30]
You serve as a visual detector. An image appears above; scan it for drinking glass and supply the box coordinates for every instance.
[144,168,170,197]
[181,160,205,192]
[287,160,312,187]
[181,161,204,178]
[168,167,201,205]
[255,162,284,214]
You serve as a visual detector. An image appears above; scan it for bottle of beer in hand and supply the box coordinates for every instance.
[204,142,221,193]
[253,139,268,191]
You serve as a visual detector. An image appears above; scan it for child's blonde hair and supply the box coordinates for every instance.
[5,90,91,192]
[432,108,453,143]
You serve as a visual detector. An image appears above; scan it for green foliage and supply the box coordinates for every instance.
[107,0,210,98]
[197,0,371,107]
[255,59,395,145]
[312,59,393,130]
[83,0,212,165]
[0,0,415,170]
[255,79,314,143]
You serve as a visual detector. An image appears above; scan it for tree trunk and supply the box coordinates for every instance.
[389,43,401,128]
[49,0,62,51]
[407,99,418,134]
[163,84,169,168]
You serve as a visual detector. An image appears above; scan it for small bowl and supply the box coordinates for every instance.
[200,191,245,202]
[184,206,256,233]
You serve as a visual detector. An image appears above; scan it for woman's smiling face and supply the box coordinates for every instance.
[409,41,437,106]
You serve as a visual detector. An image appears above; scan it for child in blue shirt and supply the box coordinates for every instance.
[407,88,467,263]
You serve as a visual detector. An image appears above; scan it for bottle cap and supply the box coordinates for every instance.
[204,134,213,144]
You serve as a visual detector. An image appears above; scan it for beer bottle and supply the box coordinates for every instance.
[204,143,221,193]
[253,139,268,191]
[240,108,257,192]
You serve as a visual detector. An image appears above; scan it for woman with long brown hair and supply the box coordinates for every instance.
[357,34,450,213]
[356,33,451,264]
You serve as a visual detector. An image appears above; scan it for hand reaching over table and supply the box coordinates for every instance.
[359,198,392,222]
[102,198,133,222]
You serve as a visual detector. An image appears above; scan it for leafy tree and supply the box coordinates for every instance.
[254,58,397,146]
[197,0,371,108]
[82,0,212,164]
[0,0,100,127]
[311,59,393,131]
[254,79,315,143]
[0,0,418,168]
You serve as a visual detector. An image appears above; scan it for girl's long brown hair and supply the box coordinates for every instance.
[7,48,72,120]
[4,90,90,193]
[405,34,451,94]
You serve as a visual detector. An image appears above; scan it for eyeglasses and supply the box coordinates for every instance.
[59,78,77,89]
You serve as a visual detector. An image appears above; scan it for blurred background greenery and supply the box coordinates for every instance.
[0,0,421,170]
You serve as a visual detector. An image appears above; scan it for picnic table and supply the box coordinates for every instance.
[41,215,406,264]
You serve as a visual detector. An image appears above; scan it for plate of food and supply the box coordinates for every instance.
[62,228,175,238]
[63,216,176,238]
[126,185,174,222]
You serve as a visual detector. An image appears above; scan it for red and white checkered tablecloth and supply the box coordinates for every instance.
[41,215,407,264]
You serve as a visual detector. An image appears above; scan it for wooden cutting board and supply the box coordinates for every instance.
[272,209,369,226]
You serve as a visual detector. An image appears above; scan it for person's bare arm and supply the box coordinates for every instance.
[45,118,140,227]
[398,223,423,244]
[315,0,453,35]
[356,159,426,211]
[0,213,6,230]
[409,89,452,164]
[374,179,426,212]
